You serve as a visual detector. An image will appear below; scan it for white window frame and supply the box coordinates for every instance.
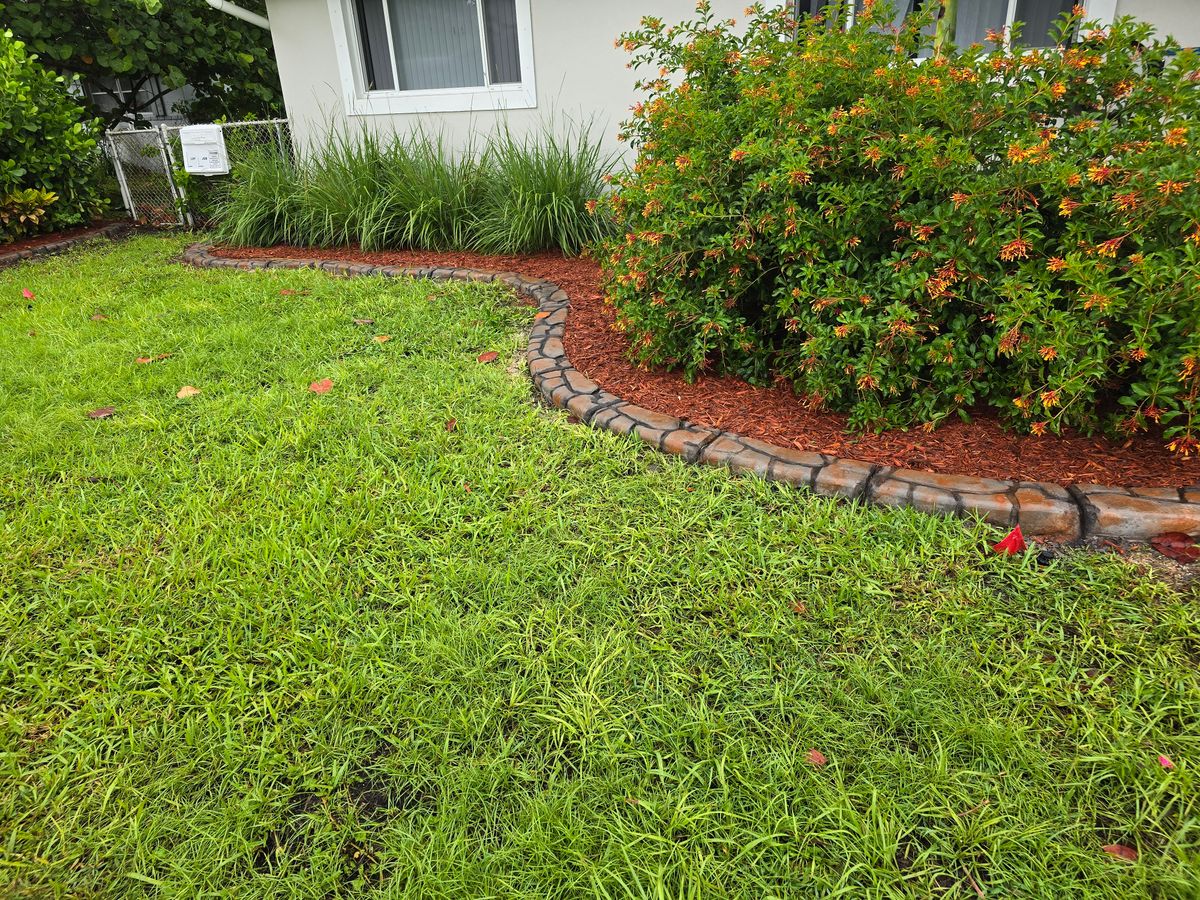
[327,0,537,116]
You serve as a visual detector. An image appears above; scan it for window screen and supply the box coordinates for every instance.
[482,0,521,84]
[353,0,396,90]
[1014,0,1075,46]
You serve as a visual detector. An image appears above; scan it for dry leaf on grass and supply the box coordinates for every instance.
[176,386,201,399]
[477,351,499,364]
[1102,844,1137,862]
[90,313,107,321]
[352,317,375,326]
[87,407,115,419]
[22,288,34,300]
[309,378,334,394]
[445,418,457,432]
[374,335,391,343]
[805,749,828,767]
[1149,532,1200,564]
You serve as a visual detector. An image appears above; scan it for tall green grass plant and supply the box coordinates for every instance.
[213,124,615,255]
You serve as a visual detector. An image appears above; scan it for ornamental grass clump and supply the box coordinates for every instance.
[601,2,1200,454]
[213,124,615,256]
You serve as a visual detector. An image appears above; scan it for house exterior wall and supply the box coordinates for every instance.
[264,0,748,154]
[264,0,1200,156]
[1114,0,1200,47]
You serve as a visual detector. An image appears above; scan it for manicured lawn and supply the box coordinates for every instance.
[1,236,1197,898]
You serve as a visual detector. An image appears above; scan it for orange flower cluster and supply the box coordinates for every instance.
[999,238,1032,261]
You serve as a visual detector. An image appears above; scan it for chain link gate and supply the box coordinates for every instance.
[104,119,291,227]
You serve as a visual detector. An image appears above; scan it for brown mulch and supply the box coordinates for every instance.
[1,222,123,255]
[214,242,1200,488]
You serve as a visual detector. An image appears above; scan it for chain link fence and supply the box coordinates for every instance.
[104,119,291,227]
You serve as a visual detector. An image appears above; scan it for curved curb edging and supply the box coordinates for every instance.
[180,243,1200,543]
[0,223,133,269]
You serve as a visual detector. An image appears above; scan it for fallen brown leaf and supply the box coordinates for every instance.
[805,749,828,767]
[279,289,310,296]
[477,351,499,364]
[1149,532,1200,564]
[534,311,551,320]
[352,317,375,326]
[1102,844,1137,862]
[373,335,392,343]
[87,406,115,419]
[90,313,108,321]
[790,600,807,615]
[136,353,172,365]
[176,385,202,399]
[445,418,457,432]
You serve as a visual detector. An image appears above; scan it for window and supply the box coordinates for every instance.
[956,0,1076,48]
[329,0,536,115]
[83,76,170,122]
[847,0,1080,48]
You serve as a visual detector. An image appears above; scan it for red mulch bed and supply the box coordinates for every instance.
[214,242,1200,488]
[2,222,123,255]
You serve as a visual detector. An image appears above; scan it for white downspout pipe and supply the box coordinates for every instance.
[205,0,270,30]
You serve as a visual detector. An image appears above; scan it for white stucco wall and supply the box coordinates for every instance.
[1115,0,1200,47]
[264,0,1200,155]
[263,0,748,155]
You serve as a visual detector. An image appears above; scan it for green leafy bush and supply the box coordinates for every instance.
[0,29,106,241]
[602,2,1200,454]
[213,125,615,256]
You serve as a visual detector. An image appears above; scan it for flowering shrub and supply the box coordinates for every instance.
[601,3,1200,454]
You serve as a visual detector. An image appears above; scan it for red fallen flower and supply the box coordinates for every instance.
[993,525,1027,555]
[309,378,334,394]
[22,288,34,300]
[1158,754,1174,769]
[805,749,828,767]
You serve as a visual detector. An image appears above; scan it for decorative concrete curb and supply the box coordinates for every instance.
[0,222,133,269]
[181,243,1200,543]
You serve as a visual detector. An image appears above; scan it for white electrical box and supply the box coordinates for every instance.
[180,125,230,176]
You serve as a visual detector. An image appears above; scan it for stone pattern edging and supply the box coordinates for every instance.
[0,222,132,269]
[181,243,1200,543]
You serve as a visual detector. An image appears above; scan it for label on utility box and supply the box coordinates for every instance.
[180,124,229,175]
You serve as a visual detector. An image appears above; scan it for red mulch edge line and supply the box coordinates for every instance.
[0,222,127,255]
[214,242,1200,488]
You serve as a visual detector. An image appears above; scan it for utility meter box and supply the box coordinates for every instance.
[180,125,229,176]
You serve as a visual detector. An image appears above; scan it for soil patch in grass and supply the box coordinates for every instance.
[215,242,1200,487]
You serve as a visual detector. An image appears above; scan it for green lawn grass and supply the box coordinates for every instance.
[1,236,1197,898]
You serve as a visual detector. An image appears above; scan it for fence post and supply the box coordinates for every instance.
[105,134,138,222]
[157,123,192,228]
